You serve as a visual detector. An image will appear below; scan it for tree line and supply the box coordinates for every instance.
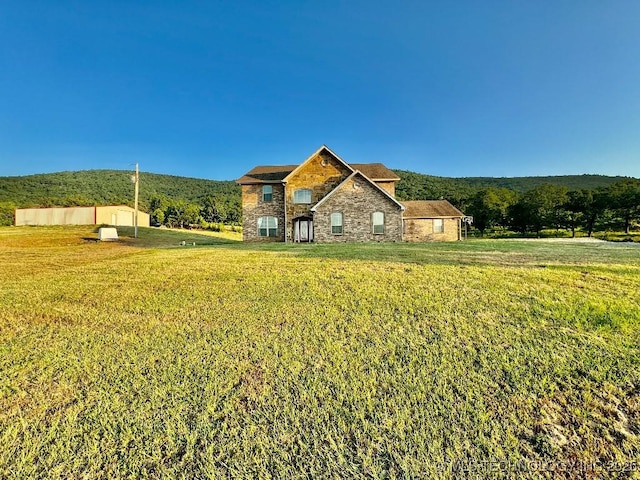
[1,169,638,235]
[464,180,640,236]
[148,195,240,229]
[0,170,241,227]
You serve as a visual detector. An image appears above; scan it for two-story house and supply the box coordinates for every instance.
[236,145,464,243]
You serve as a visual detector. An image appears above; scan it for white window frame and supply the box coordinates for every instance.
[433,218,444,233]
[330,212,343,235]
[262,185,273,202]
[372,211,385,234]
[258,216,278,237]
[293,189,312,204]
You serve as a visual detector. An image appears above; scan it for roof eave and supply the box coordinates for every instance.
[311,170,405,212]
[236,178,288,185]
[283,145,355,183]
[403,215,464,219]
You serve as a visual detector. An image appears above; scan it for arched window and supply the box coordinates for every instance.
[262,185,273,202]
[258,216,278,237]
[331,212,343,235]
[372,211,385,234]
[293,189,312,204]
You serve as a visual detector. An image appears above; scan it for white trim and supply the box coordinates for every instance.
[262,184,273,202]
[283,183,288,243]
[257,216,278,237]
[293,188,312,204]
[372,211,385,234]
[330,211,343,235]
[293,217,314,242]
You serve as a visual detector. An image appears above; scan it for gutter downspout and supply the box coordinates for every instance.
[283,181,287,243]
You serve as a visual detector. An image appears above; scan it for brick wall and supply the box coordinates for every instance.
[314,176,403,242]
[403,218,461,242]
[241,184,286,242]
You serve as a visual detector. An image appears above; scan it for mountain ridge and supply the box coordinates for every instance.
[1,169,633,210]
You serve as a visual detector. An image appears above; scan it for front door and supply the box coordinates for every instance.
[294,217,313,242]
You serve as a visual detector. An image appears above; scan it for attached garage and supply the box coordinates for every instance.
[402,200,464,242]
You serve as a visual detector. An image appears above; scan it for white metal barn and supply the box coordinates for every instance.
[14,205,150,227]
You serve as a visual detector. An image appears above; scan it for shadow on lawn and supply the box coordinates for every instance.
[234,239,640,268]
[97,226,242,248]
[105,226,640,268]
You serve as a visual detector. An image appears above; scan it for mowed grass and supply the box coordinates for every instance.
[1,227,639,479]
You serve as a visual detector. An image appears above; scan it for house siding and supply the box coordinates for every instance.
[403,218,461,242]
[314,176,403,242]
[241,184,286,242]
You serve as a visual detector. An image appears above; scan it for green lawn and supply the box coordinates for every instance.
[1,226,639,479]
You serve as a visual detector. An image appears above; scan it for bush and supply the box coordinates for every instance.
[202,222,224,232]
[0,202,16,226]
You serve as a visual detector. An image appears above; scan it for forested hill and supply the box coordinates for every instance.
[393,170,632,203]
[1,169,637,230]
[1,169,631,209]
[0,170,238,211]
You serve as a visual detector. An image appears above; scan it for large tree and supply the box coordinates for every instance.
[467,188,517,235]
[508,184,568,236]
[606,180,640,233]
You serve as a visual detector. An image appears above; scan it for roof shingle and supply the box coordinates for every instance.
[237,162,400,184]
[401,200,464,218]
[351,163,400,181]
[236,165,297,184]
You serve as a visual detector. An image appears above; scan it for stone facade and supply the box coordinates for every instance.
[237,146,464,243]
[241,183,285,242]
[284,150,352,240]
[313,175,403,242]
[403,218,461,242]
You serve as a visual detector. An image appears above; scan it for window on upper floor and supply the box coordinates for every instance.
[331,212,343,235]
[258,216,278,237]
[262,185,273,202]
[293,189,312,204]
[372,211,385,234]
[434,218,444,233]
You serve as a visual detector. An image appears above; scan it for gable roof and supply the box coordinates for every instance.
[282,145,354,182]
[311,170,405,212]
[236,145,400,185]
[402,200,464,218]
[236,165,297,184]
[350,163,400,181]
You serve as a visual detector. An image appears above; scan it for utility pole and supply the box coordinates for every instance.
[133,163,139,238]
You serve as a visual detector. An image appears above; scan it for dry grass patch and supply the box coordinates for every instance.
[1,226,639,478]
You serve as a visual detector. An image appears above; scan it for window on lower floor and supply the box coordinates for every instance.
[293,188,312,204]
[372,211,385,234]
[434,218,444,233]
[262,185,273,202]
[331,212,343,235]
[258,216,278,237]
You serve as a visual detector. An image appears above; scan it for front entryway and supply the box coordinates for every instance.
[293,217,314,242]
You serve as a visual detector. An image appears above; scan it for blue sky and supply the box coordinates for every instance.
[1,1,639,180]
